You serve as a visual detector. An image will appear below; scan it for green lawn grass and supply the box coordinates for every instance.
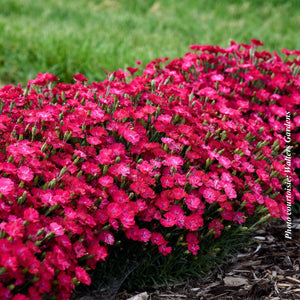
[1,0,300,86]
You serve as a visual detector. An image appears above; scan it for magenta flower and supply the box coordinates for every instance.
[73,73,88,83]
[99,231,115,245]
[233,212,246,224]
[17,166,34,182]
[98,175,114,187]
[151,232,166,246]
[5,220,24,238]
[139,228,152,242]
[24,208,39,223]
[162,155,185,168]
[184,213,204,231]
[160,212,177,227]
[106,202,122,218]
[203,188,220,204]
[187,243,200,255]
[75,266,91,285]
[158,244,172,256]
[208,219,224,238]
[0,177,14,196]
[49,223,64,236]
[218,156,232,169]
[123,128,140,144]
[185,195,201,211]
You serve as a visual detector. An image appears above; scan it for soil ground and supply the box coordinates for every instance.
[74,219,300,300]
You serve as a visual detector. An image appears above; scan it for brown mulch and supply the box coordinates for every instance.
[74,219,300,300]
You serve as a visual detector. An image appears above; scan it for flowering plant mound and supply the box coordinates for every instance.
[0,40,299,299]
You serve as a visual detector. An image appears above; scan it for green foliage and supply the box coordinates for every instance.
[1,0,300,85]
[74,218,262,297]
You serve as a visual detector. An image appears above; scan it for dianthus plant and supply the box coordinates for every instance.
[0,40,299,299]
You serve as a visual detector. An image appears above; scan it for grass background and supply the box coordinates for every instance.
[1,0,300,86]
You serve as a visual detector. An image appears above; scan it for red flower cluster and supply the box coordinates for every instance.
[0,40,299,299]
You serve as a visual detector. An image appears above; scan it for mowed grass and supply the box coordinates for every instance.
[1,0,300,86]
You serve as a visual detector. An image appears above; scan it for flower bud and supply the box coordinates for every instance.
[238,201,246,210]
[164,76,171,85]
[217,149,225,155]
[17,191,27,205]
[0,101,4,114]
[9,101,16,114]
[151,79,156,91]
[44,231,55,240]
[48,179,57,189]
[101,225,111,232]
[34,175,39,186]
[0,267,6,275]
[63,131,73,142]
[240,226,249,232]
[7,155,14,163]
[172,114,180,124]
[61,91,66,101]
[72,278,80,286]
[31,125,37,139]
[108,73,115,82]
[16,116,23,123]
[185,146,192,155]
[220,131,227,141]
[46,204,59,216]
[41,143,48,152]
[58,166,67,179]
[103,165,108,175]
[105,85,110,99]
[73,156,80,165]
[205,158,213,169]
[38,97,43,107]
[10,129,17,139]
[188,92,194,105]
[274,145,280,152]
[79,254,94,261]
